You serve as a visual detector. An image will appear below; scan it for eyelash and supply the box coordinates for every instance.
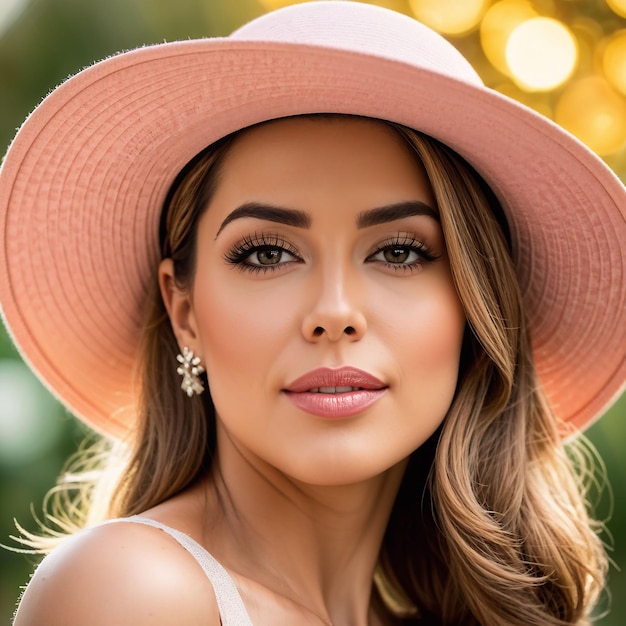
[224,232,440,274]
[224,233,302,274]
[365,234,440,272]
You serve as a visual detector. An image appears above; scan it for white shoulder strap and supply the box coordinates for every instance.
[108,516,254,625]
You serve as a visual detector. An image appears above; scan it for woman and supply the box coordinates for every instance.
[2,2,624,625]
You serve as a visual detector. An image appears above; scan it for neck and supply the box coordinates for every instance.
[202,423,408,625]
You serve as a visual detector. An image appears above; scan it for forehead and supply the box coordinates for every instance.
[226,115,414,163]
[213,115,435,208]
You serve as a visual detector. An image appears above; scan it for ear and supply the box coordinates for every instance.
[158,258,199,351]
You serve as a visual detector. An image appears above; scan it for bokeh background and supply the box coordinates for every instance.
[0,0,624,624]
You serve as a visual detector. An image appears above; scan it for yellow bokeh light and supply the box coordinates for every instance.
[603,30,626,97]
[506,18,578,91]
[555,76,626,155]
[365,0,412,14]
[258,0,411,13]
[480,0,537,76]
[256,0,309,10]
[408,0,490,36]
[607,0,626,19]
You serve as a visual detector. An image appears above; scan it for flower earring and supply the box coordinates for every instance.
[176,347,205,397]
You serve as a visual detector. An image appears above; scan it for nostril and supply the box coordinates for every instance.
[308,324,360,339]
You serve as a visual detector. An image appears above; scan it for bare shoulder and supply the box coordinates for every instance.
[13,520,221,626]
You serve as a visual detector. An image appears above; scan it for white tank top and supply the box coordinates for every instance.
[109,516,254,625]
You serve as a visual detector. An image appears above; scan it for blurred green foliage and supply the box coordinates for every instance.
[0,1,624,624]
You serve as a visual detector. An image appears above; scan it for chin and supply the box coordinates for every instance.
[284,449,412,488]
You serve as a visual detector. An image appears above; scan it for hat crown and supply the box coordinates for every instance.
[232,1,483,86]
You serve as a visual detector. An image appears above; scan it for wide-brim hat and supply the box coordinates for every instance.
[0,1,624,439]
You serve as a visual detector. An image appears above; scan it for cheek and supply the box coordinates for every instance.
[419,289,465,369]
[392,282,466,417]
[382,274,465,367]
[191,278,295,399]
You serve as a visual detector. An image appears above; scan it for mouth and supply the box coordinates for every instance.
[307,386,364,394]
[284,366,387,394]
[283,367,387,418]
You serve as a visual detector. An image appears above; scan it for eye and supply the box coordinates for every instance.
[224,233,303,274]
[246,246,297,266]
[373,246,419,264]
[365,235,440,272]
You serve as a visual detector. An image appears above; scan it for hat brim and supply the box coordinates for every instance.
[0,38,625,438]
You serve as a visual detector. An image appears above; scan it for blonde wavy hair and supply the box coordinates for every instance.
[16,116,608,625]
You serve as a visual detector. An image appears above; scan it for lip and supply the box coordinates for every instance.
[283,366,387,418]
[285,366,386,392]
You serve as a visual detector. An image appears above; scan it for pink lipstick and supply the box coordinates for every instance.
[283,366,387,418]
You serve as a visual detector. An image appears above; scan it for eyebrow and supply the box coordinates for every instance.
[215,199,438,237]
[216,202,311,236]
[357,201,439,228]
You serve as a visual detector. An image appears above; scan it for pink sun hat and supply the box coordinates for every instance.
[0,1,624,439]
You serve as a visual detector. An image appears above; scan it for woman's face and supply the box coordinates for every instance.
[176,117,466,485]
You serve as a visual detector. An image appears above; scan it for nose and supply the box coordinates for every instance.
[301,267,367,342]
